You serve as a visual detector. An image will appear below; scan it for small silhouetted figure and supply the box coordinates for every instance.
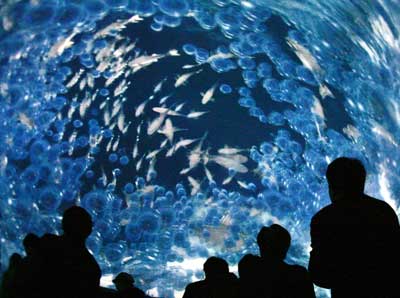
[255,224,315,298]
[238,253,261,298]
[10,233,42,297]
[0,253,22,298]
[183,256,239,298]
[112,272,145,298]
[309,157,400,298]
[23,233,40,258]
[20,206,102,298]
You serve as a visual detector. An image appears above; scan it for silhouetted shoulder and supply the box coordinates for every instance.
[183,280,208,298]
[312,195,399,224]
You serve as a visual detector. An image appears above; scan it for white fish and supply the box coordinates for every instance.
[135,100,149,117]
[18,113,35,129]
[99,101,108,110]
[130,49,179,72]
[182,64,200,69]
[79,76,86,91]
[66,69,84,89]
[132,141,139,159]
[136,156,144,171]
[160,139,169,149]
[112,136,120,151]
[175,137,200,151]
[158,118,186,142]
[175,102,185,112]
[222,175,235,185]
[201,83,218,105]
[237,180,249,189]
[166,145,176,157]
[174,69,202,88]
[103,109,111,126]
[159,93,172,104]
[87,74,95,89]
[109,121,117,130]
[211,155,248,173]
[188,176,201,196]
[218,147,244,155]
[153,107,183,117]
[204,166,214,182]
[146,148,162,160]
[106,136,114,152]
[146,158,157,182]
[117,112,125,132]
[95,15,143,38]
[147,113,167,135]
[186,110,209,119]
[111,102,122,118]
[153,77,167,94]
[48,29,79,58]
[79,95,92,118]
[206,52,234,63]
[122,121,131,134]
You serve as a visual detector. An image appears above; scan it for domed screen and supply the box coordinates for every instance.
[0,1,399,297]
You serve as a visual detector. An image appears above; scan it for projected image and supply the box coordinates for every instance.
[0,0,399,297]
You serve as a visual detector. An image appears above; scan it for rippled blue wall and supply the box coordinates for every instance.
[0,0,399,297]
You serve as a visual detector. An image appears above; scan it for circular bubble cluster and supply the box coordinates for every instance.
[0,0,399,297]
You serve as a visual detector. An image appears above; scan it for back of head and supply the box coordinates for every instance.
[203,257,229,280]
[238,254,259,280]
[257,224,291,261]
[113,272,134,291]
[326,157,366,201]
[23,233,40,256]
[62,206,93,241]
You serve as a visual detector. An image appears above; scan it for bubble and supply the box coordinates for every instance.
[159,0,189,18]
[21,4,56,27]
[219,83,232,94]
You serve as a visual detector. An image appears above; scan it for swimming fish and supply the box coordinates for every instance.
[157,118,186,142]
[153,77,167,94]
[147,113,167,135]
[210,155,248,173]
[186,110,209,119]
[153,107,183,117]
[201,83,219,105]
[218,147,245,155]
[188,176,201,196]
[174,69,203,88]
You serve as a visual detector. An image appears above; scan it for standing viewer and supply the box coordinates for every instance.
[309,157,400,297]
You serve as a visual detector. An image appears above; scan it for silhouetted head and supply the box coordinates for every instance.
[9,253,22,268]
[238,254,259,280]
[326,157,366,202]
[257,224,291,261]
[203,257,229,280]
[23,233,40,257]
[113,272,134,291]
[62,206,93,241]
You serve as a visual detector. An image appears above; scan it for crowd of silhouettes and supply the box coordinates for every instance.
[0,157,399,298]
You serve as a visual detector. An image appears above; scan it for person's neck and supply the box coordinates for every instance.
[260,253,282,264]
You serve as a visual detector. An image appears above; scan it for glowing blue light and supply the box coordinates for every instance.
[0,1,399,298]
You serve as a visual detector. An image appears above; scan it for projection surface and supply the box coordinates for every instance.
[0,0,399,297]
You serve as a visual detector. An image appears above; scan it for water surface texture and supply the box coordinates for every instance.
[0,0,399,297]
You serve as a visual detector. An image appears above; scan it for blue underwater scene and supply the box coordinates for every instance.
[0,0,400,297]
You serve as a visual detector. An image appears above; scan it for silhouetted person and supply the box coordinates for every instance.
[112,272,145,298]
[17,206,102,298]
[22,233,40,258]
[255,224,315,298]
[183,256,239,298]
[309,157,400,297]
[9,233,42,298]
[0,253,22,298]
[238,253,261,298]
